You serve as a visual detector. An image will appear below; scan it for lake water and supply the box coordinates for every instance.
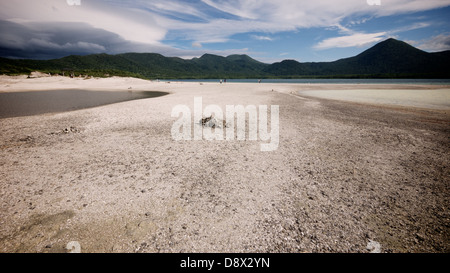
[163,78,450,85]
[0,90,168,119]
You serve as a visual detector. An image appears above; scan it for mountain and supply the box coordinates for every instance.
[332,38,450,76]
[1,38,449,78]
[263,38,450,78]
[0,52,268,79]
[191,54,268,77]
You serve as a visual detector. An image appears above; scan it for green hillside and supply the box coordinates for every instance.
[1,39,449,79]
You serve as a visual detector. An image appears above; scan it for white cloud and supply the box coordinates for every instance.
[3,1,450,45]
[135,1,207,19]
[191,42,203,48]
[201,0,262,20]
[200,0,450,30]
[3,1,450,46]
[390,22,432,34]
[314,32,387,50]
[161,0,450,46]
[313,18,433,51]
[251,35,273,41]
[415,34,450,52]
[0,0,166,44]
[1,0,450,58]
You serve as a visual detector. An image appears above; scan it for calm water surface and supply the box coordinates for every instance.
[0,89,168,118]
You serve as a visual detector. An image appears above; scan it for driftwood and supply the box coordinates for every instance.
[200,115,228,128]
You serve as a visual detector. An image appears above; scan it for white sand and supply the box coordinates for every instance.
[298,89,450,110]
[2,74,448,110]
[0,75,448,253]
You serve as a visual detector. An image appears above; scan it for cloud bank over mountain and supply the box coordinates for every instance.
[1,0,449,60]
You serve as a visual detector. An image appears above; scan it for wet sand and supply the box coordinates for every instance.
[0,75,448,253]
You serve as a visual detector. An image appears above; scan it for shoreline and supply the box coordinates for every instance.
[2,74,450,92]
[1,75,449,114]
[0,75,448,253]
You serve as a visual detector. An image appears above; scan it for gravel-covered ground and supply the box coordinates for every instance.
[0,78,448,253]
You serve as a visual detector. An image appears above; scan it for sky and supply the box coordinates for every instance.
[1,0,450,63]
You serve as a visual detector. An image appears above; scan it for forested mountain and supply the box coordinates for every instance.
[1,39,449,79]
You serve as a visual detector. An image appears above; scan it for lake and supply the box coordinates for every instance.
[162,78,450,85]
[0,89,168,119]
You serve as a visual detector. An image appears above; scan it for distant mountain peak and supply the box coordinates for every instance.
[383,37,400,43]
[360,37,426,55]
[199,53,221,59]
[226,54,266,64]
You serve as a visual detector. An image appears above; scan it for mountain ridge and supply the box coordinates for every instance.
[263,38,450,78]
[1,38,449,79]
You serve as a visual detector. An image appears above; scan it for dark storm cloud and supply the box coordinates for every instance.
[0,20,196,60]
[0,20,112,59]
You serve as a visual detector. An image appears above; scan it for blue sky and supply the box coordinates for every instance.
[1,0,450,62]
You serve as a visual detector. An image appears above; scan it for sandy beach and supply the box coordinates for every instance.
[0,75,448,253]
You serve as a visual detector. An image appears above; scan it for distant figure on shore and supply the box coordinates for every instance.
[220,79,223,84]
[258,79,261,83]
